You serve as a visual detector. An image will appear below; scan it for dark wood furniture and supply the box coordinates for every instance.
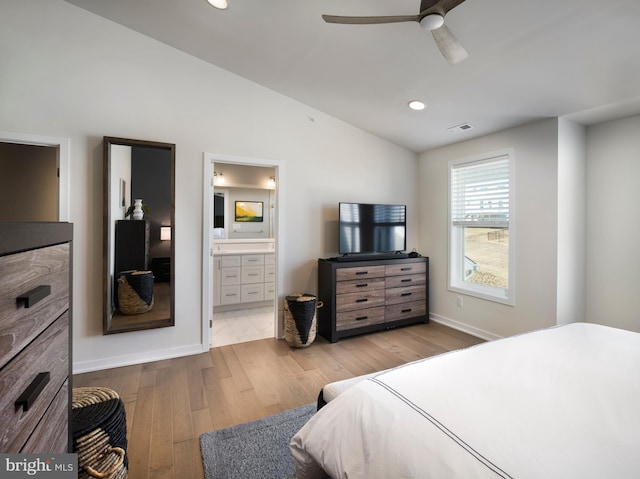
[0,222,73,452]
[317,256,429,343]
[151,257,171,282]
[115,219,149,273]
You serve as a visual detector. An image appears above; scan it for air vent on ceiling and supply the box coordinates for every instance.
[448,123,474,133]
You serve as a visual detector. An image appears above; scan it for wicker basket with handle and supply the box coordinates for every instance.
[72,387,128,479]
[284,293,323,348]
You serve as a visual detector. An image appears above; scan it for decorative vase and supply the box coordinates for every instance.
[132,199,144,220]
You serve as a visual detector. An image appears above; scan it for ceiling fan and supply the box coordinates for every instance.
[322,0,469,65]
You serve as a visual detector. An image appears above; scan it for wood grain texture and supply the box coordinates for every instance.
[385,261,427,276]
[22,380,69,453]
[0,312,69,452]
[73,322,483,479]
[336,265,385,281]
[319,257,430,342]
[386,300,428,321]
[0,243,70,368]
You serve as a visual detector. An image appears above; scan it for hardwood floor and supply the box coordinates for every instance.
[72,322,483,479]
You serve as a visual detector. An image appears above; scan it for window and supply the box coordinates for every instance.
[449,150,514,305]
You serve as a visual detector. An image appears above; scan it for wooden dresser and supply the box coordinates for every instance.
[115,219,149,272]
[317,256,429,343]
[0,222,73,453]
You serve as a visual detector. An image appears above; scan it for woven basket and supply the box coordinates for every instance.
[284,294,323,348]
[72,387,128,479]
[117,270,154,315]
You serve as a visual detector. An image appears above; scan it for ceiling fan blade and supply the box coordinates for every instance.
[322,14,420,25]
[419,0,440,13]
[431,25,469,64]
[437,0,467,15]
[420,0,466,16]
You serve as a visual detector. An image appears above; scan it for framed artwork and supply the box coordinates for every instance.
[235,201,263,222]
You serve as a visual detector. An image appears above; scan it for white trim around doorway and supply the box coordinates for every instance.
[201,153,285,351]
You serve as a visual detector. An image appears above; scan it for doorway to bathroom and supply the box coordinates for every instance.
[202,154,283,349]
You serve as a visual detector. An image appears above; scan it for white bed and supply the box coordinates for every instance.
[290,322,640,478]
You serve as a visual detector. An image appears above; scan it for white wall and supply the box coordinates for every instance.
[556,119,587,325]
[585,115,640,332]
[419,119,561,339]
[0,1,418,372]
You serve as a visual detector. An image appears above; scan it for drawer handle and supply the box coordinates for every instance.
[17,285,51,308]
[355,316,368,321]
[401,308,413,313]
[401,279,412,283]
[15,372,50,412]
[356,283,368,288]
[356,298,368,303]
[355,271,369,276]
[401,267,412,271]
[401,292,412,297]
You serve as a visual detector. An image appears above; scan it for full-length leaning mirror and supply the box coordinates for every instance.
[103,136,175,334]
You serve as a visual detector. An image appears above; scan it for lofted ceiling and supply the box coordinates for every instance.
[64,0,640,153]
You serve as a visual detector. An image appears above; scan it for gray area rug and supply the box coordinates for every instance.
[200,402,316,479]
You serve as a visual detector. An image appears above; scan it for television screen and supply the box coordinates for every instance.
[339,202,407,255]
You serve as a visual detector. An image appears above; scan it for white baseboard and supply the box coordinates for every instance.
[430,313,503,342]
[72,343,204,374]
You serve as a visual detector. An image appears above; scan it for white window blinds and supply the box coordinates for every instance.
[451,155,510,227]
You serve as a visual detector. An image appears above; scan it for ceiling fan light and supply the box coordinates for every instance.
[206,0,228,9]
[420,14,444,31]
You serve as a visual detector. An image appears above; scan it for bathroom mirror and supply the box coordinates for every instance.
[103,136,175,334]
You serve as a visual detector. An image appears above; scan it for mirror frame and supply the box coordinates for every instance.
[103,136,175,334]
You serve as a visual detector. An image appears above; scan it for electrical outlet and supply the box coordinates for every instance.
[456,295,463,308]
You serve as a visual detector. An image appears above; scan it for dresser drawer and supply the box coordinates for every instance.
[241,266,264,284]
[241,284,264,302]
[336,290,385,312]
[264,282,276,300]
[336,265,385,282]
[385,273,426,289]
[385,262,427,277]
[336,277,385,294]
[220,266,241,285]
[265,264,276,282]
[336,306,385,331]
[220,285,241,304]
[242,254,264,266]
[21,380,69,453]
[385,301,427,321]
[220,255,241,268]
[385,285,427,305]
[0,243,70,369]
[0,312,69,453]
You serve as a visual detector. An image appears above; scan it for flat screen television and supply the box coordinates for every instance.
[339,202,407,256]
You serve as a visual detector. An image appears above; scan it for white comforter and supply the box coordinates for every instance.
[290,323,640,478]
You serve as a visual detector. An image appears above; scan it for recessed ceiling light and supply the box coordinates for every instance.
[408,100,426,111]
[206,0,228,9]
